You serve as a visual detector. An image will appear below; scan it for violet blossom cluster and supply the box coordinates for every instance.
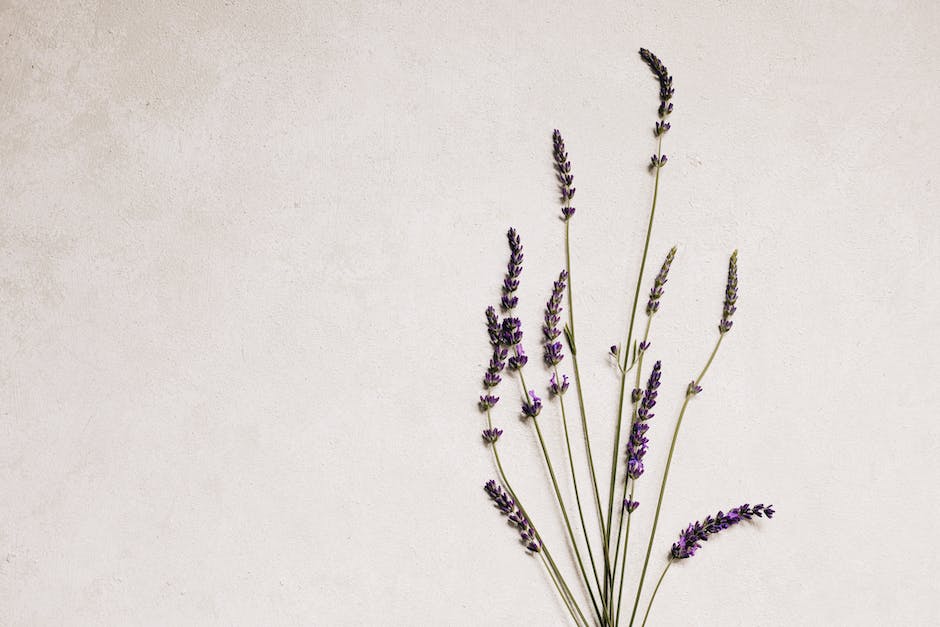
[719,250,738,334]
[670,503,774,559]
[479,306,508,411]
[552,130,576,219]
[626,360,662,480]
[543,270,568,366]
[646,246,677,315]
[484,480,541,552]
[521,390,542,419]
[502,228,524,311]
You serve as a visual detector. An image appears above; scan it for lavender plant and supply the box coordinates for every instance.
[474,49,775,626]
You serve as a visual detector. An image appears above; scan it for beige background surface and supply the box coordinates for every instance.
[1,1,938,625]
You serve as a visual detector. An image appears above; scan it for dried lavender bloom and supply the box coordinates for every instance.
[484,480,542,552]
[501,228,524,310]
[687,381,703,396]
[638,340,650,351]
[543,270,568,365]
[552,130,576,219]
[639,48,675,116]
[479,394,499,411]
[625,499,640,513]
[626,361,662,480]
[486,306,501,346]
[719,250,738,333]
[521,389,542,418]
[549,372,569,396]
[650,154,668,168]
[499,317,523,346]
[508,344,528,370]
[670,503,775,559]
[646,246,677,315]
[482,428,503,443]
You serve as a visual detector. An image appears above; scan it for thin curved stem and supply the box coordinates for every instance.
[614,484,636,626]
[516,370,606,626]
[486,409,589,626]
[564,217,610,604]
[628,334,725,627]
[640,560,672,627]
[555,365,605,602]
[606,134,664,558]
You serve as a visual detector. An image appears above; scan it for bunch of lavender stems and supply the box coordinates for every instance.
[475,48,773,626]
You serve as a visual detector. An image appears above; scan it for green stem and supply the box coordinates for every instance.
[555,365,605,604]
[614,484,635,626]
[487,410,589,626]
[517,370,606,626]
[609,315,652,598]
[606,134,664,560]
[628,334,725,627]
[564,217,611,601]
[640,560,672,627]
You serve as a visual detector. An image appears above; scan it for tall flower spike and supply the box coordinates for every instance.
[647,246,677,315]
[542,270,568,365]
[719,250,738,333]
[626,361,662,480]
[639,48,675,116]
[482,308,508,390]
[501,228,524,310]
[552,130,576,219]
[484,480,542,552]
[670,503,775,559]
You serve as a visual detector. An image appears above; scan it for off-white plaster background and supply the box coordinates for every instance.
[1,1,938,625]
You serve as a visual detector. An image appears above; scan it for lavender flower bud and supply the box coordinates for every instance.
[482,428,503,443]
[631,388,642,403]
[647,246,677,315]
[638,340,650,351]
[719,250,738,333]
[640,48,676,119]
[484,480,542,552]
[553,130,576,220]
[508,345,528,370]
[625,499,640,513]
[486,306,501,346]
[670,503,775,559]
[499,317,523,346]
[479,395,499,411]
[501,228,524,311]
[521,390,542,418]
[549,372,569,396]
[542,271,568,366]
[687,381,703,396]
[610,345,619,356]
[483,370,502,388]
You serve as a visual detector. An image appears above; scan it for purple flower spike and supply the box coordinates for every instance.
[484,480,542,553]
[508,345,528,370]
[479,395,499,411]
[521,390,542,419]
[486,306,501,346]
[626,361,662,480]
[501,228,524,311]
[625,499,640,513]
[553,130,576,220]
[670,503,775,559]
[542,271,568,366]
[482,428,503,443]
[549,372,569,396]
[647,246,677,315]
[499,317,523,347]
[640,48,675,118]
[719,250,738,333]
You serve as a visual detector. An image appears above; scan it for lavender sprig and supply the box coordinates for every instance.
[543,270,568,366]
[553,130,576,219]
[484,480,542,552]
[719,250,738,334]
[671,503,775,559]
[625,361,662,480]
[646,247,677,315]
[502,228,524,311]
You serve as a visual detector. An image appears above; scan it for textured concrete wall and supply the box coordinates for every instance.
[1,1,938,625]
